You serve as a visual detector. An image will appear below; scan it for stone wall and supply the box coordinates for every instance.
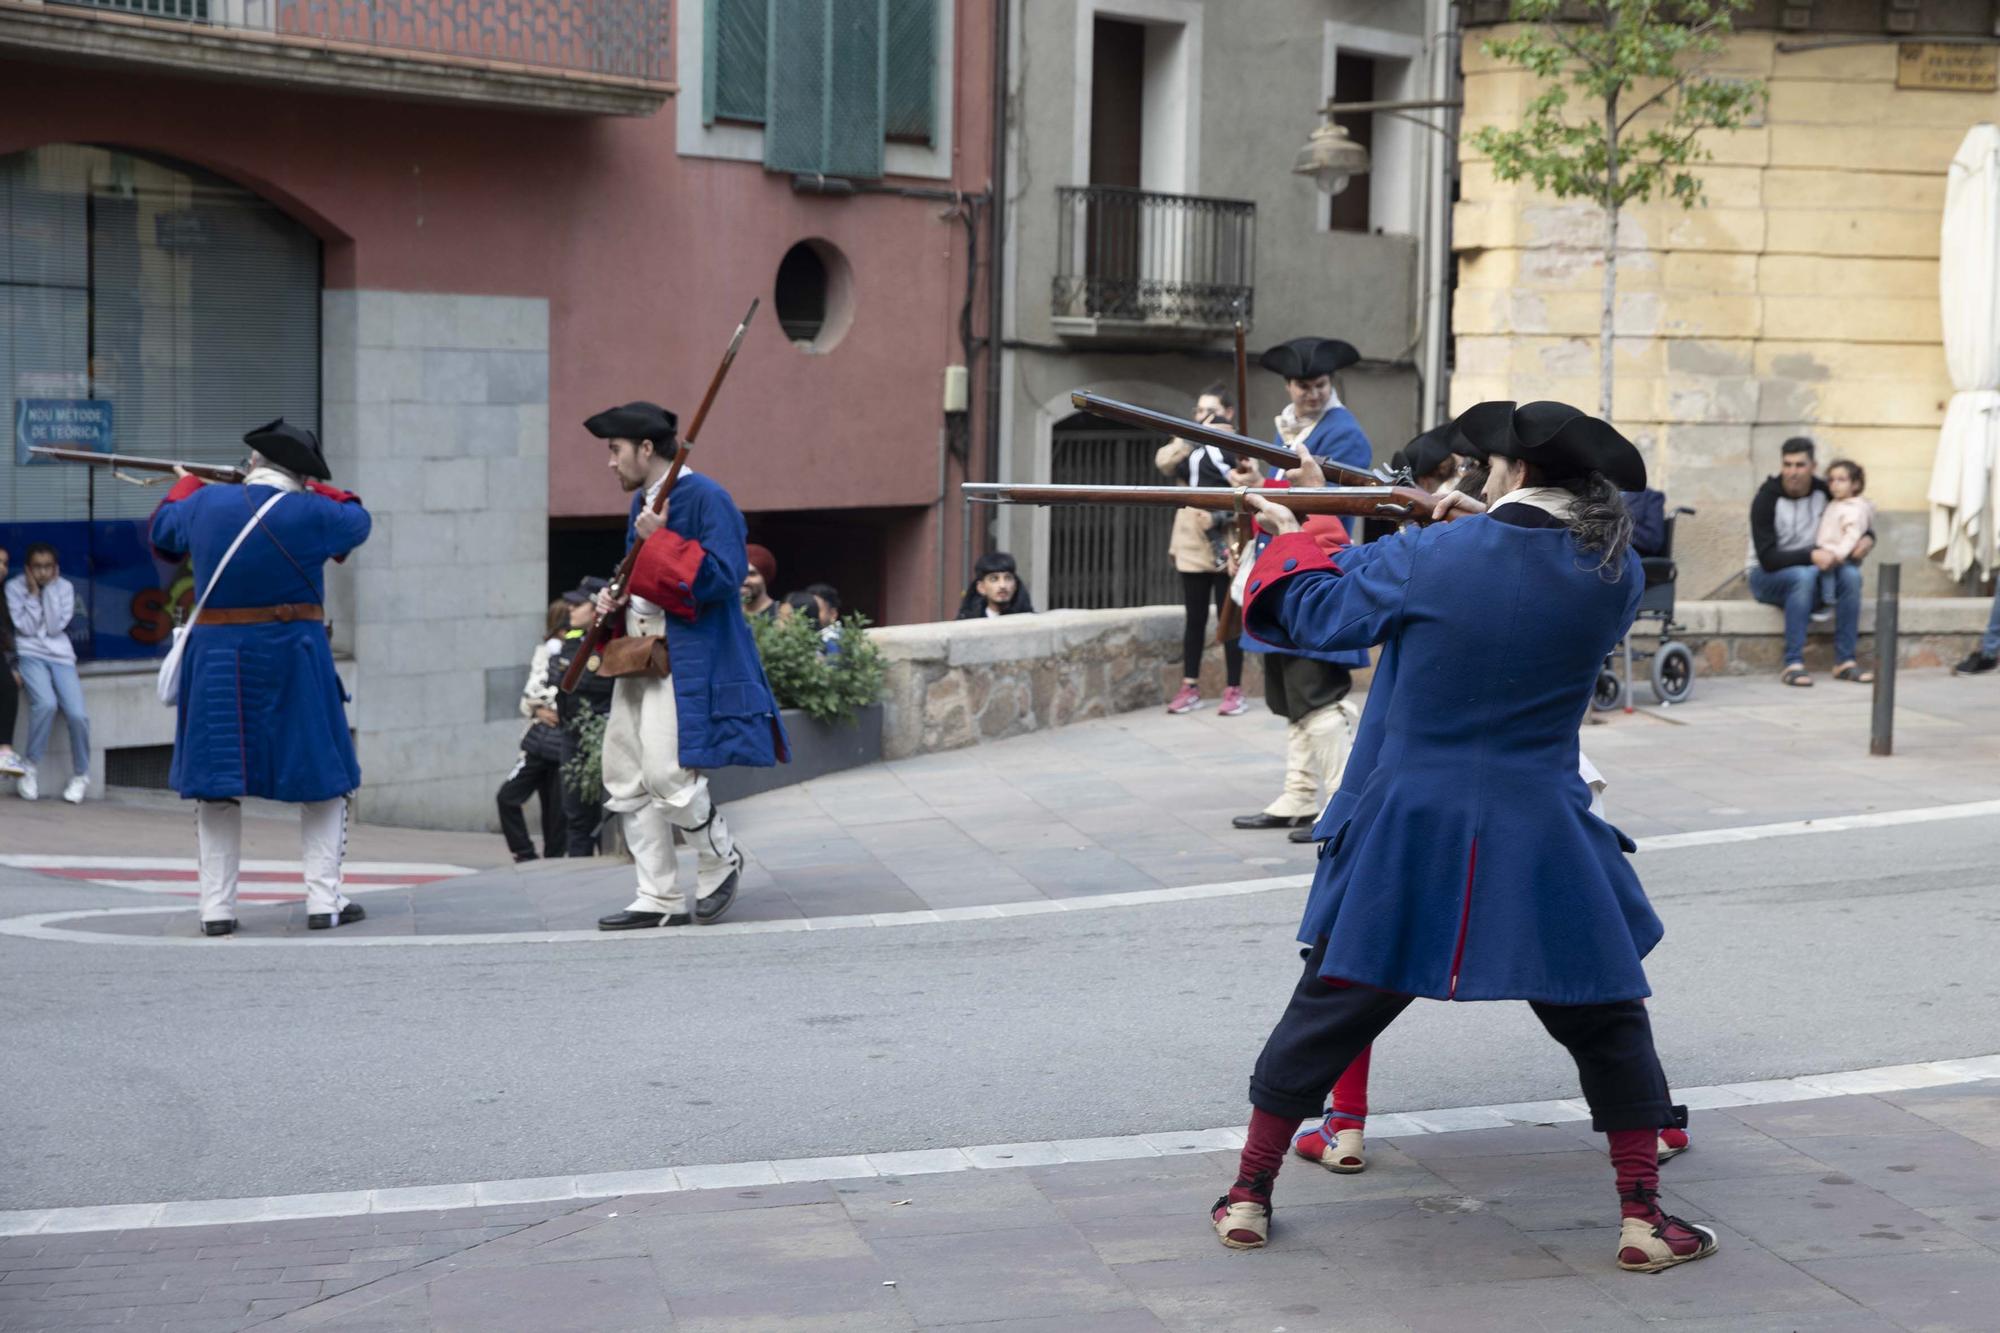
[871,607,1263,760]
[323,290,551,829]
[1454,28,1994,603]
[1662,597,1990,678]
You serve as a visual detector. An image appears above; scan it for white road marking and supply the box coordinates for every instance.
[2,1053,1991,1237]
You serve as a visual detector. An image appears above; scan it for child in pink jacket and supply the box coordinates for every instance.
[1816,460,1875,611]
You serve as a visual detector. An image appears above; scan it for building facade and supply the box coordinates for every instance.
[991,0,1455,612]
[1,0,997,828]
[1455,0,2000,601]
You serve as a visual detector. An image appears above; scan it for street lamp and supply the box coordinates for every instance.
[1294,98,1463,195]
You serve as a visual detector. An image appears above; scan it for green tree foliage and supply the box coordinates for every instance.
[1467,0,1763,418]
[749,611,888,725]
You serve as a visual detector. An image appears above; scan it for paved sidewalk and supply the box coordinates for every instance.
[16,668,2000,940]
[2,1085,1996,1331]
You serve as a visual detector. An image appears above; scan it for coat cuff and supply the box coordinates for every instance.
[306,480,362,505]
[147,476,206,564]
[628,530,704,621]
[163,475,205,505]
[1243,530,1342,629]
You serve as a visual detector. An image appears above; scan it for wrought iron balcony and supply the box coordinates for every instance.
[1052,185,1256,343]
[3,0,674,115]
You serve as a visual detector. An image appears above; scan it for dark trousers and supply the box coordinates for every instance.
[1250,941,1681,1133]
[560,727,606,857]
[1180,571,1243,685]
[496,751,566,859]
[0,663,16,746]
[1263,655,1351,724]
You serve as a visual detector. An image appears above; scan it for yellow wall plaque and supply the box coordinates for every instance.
[1896,44,2000,93]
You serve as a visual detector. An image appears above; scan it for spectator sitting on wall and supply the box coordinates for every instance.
[0,546,23,778]
[956,551,1035,620]
[742,544,778,622]
[1747,437,1874,688]
[495,600,571,863]
[805,581,842,628]
[4,543,91,803]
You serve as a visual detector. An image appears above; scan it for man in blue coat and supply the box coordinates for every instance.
[1208,401,1717,1278]
[586,402,787,931]
[150,419,371,937]
[1233,336,1372,840]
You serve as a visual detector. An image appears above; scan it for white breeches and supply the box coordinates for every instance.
[600,620,737,914]
[196,797,352,923]
[1263,700,1358,820]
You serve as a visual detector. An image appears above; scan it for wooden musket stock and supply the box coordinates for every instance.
[560,297,760,695]
[28,447,245,485]
[1068,392,1385,487]
[962,482,1457,523]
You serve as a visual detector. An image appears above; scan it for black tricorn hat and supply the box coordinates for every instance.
[584,401,678,447]
[243,418,330,481]
[1258,336,1361,381]
[1451,400,1647,492]
[1391,419,1469,480]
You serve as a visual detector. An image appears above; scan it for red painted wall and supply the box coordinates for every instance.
[0,0,994,623]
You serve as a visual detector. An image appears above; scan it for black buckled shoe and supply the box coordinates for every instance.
[201,919,237,937]
[307,903,366,931]
[1288,825,1317,844]
[694,850,745,925]
[1232,813,1311,831]
[597,909,691,931]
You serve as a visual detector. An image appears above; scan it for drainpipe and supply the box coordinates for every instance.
[1419,0,1458,429]
[975,0,1010,595]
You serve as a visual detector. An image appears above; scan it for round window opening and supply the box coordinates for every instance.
[774,239,854,353]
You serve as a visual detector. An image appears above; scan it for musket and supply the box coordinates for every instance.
[1218,314,1254,642]
[29,447,245,485]
[963,482,1461,524]
[1069,392,1389,487]
[561,297,759,694]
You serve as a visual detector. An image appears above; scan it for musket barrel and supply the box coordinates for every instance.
[1067,392,1383,488]
[28,447,244,483]
[960,482,1446,522]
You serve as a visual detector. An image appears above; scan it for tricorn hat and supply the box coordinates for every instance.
[1258,336,1360,382]
[243,418,331,481]
[1390,419,1470,481]
[1451,400,1646,492]
[584,401,678,447]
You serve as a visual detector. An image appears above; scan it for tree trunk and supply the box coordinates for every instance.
[1601,90,1620,423]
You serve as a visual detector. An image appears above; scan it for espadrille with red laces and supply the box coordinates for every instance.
[1617,1188,1718,1272]
[1210,1171,1274,1249]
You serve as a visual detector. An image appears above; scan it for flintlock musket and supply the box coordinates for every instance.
[962,482,1462,524]
[28,447,245,485]
[1068,392,1392,488]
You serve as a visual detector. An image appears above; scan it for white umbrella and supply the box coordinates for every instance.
[1928,123,2000,581]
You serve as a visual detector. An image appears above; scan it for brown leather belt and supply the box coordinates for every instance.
[195,604,324,626]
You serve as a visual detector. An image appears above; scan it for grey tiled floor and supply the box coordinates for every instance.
[5,1087,1996,1331]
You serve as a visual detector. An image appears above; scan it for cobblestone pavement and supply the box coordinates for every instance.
[3,1086,1997,1331]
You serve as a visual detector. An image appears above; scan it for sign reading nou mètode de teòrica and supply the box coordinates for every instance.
[1896,43,2000,93]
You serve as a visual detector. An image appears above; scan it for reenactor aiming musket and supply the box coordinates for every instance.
[1068,393,1405,489]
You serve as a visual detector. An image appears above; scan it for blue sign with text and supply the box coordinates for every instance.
[16,398,115,465]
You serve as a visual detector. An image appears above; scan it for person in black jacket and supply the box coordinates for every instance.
[0,546,23,779]
[1745,438,1872,687]
[551,578,615,857]
[496,600,572,862]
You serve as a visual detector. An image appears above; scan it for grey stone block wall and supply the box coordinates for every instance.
[322,290,550,831]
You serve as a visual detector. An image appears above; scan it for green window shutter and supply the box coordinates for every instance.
[705,0,768,126]
[884,0,936,145]
[764,0,884,179]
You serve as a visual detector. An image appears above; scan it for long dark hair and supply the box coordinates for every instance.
[1558,472,1634,575]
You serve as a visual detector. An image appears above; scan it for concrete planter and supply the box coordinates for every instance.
[705,703,884,803]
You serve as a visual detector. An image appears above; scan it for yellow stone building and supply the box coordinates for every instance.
[1453,25,1993,600]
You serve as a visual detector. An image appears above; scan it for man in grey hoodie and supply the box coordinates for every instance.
[4,543,91,802]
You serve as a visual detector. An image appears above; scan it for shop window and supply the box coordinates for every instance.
[0,144,320,662]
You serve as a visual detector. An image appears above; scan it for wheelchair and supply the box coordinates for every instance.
[1593,505,1698,712]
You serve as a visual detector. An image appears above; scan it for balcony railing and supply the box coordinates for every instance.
[12,0,673,114]
[1052,185,1255,341]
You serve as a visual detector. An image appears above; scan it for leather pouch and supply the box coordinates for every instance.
[594,635,670,679]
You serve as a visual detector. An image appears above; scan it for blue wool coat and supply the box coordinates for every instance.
[1243,504,1659,1004]
[150,481,370,803]
[623,472,787,770]
[1242,406,1375,671]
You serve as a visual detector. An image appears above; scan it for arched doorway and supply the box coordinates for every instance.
[1,144,321,661]
[1045,409,1180,610]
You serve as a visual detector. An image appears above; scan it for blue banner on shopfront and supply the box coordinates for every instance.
[0,519,184,662]
[15,398,115,465]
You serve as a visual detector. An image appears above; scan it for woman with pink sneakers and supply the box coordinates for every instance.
[1158,383,1249,718]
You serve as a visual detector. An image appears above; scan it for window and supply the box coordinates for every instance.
[703,0,936,177]
[1329,52,1376,234]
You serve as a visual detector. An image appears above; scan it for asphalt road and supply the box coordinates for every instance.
[3,815,1997,1210]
